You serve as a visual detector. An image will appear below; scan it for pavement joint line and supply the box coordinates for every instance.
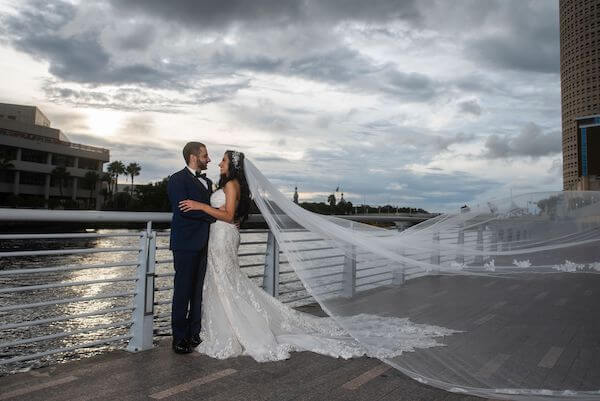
[538,346,564,369]
[477,354,510,379]
[148,368,237,399]
[341,364,391,390]
[0,375,79,400]
[584,289,593,296]
[474,314,495,326]
[508,284,520,291]
[534,291,549,301]
[483,281,497,288]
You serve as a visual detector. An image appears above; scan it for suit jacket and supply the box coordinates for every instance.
[168,167,215,251]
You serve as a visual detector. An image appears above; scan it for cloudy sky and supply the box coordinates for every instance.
[0,0,562,212]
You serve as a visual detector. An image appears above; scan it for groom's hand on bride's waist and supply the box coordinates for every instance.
[179,199,204,212]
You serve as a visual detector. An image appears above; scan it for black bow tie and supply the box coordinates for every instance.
[195,171,207,179]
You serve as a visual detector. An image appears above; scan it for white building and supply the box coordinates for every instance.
[0,103,110,209]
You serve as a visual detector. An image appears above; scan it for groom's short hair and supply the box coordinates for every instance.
[183,142,206,164]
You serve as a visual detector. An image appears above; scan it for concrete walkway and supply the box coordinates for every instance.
[0,337,486,401]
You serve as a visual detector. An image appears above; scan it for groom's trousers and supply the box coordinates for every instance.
[171,247,208,343]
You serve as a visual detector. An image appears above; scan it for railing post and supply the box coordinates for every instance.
[456,226,465,264]
[430,232,440,268]
[475,226,484,265]
[127,221,156,352]
[342,245,356,298]
[263,230,279,297]
[392,263,406,285]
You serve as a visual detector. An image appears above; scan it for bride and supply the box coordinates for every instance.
[178,150,454,362]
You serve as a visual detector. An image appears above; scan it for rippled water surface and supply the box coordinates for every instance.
[0,229,309,376]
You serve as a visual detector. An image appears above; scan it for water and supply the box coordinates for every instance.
[0,229,309,376]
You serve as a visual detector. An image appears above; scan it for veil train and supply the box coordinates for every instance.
[244,159,600,401]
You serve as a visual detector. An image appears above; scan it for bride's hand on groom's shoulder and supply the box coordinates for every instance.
[179,199,205,212]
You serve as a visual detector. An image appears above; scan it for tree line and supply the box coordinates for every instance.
[1,151,431,214]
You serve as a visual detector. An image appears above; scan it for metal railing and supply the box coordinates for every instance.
[0,208,434,370]
[0,209,387,369]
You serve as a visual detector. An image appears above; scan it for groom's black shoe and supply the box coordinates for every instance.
[172,339,192,354]
[189,334,201,348]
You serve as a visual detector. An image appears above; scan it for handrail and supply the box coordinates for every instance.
[0,208,171,223]
[0,208,433,224]
[0,247,140,258]
[0,208,429,370]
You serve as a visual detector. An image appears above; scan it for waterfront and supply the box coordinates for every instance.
[0,229,310,376]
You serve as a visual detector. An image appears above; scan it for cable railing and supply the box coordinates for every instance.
[0,209,428,373]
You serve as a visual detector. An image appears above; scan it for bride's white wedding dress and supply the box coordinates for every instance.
[196,189,456,362]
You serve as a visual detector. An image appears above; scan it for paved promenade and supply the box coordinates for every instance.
[0,337,485,401]
[3,271,598,401]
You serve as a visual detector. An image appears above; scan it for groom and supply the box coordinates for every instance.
[167,142,215,354]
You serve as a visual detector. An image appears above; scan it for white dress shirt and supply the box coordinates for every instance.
[186,166,208,189]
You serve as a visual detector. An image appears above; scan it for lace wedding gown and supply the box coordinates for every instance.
[196,189,456,362]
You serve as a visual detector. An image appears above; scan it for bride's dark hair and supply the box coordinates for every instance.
[218,150,251,223]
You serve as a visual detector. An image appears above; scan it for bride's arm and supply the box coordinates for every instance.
[179,181,240,224]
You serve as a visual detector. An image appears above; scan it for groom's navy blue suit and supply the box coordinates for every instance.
[168,167,214,344]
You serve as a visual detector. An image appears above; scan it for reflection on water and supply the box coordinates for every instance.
[0,229,309,376]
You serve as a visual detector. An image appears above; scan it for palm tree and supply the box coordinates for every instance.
[106,161,126,194]
[82,171,100,209]
[0,156,15,171]
[51,166,71,197]
[125,162,141,197]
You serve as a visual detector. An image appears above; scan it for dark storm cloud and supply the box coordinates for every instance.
[1,0,434,107]
[109,0,305,29]
[1,1,175,86]
[289,49,439,101]
[457,99,482,116]
[434,132,476,151]
[109,0,421,28]
[470,35,559,74]
[352,119,477,155]
[2,0,560,93]
[115,24,157,51]
[466,1,559,74]
[483,122,561,159]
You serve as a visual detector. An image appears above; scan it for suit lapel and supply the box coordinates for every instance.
[206,177,214,194]
[185,168,210,196]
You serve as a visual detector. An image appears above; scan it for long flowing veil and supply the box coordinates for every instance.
[244,158,600,400]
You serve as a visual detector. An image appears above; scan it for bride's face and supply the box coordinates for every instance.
[219,153,230,176]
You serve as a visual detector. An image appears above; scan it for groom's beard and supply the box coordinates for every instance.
[197,162,207,171]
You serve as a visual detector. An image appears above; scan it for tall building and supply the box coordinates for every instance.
[0,103,110,209]
[559,0,600,190]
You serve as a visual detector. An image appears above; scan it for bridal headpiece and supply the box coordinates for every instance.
[231,151,241,169]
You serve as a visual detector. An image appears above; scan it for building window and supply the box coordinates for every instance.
[51,154,75,167]
[78,157,100,170]
[50,176,73,188]
[7,115,16,120]
[0,145,17,160]
[21,148,47,164]
[0,170,15,183]
[20,171,46,186]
